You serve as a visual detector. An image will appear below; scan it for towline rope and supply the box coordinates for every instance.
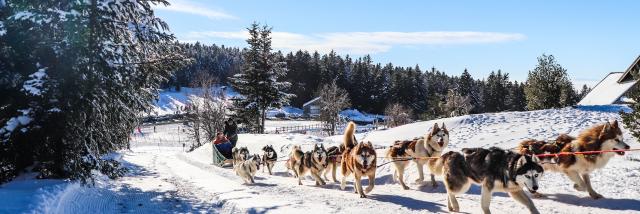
[533,148,640,158]
[271,148,640,168]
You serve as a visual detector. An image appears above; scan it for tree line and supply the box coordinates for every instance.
[170,39,591,120]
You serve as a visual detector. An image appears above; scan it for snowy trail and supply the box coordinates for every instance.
[4,106,640,213]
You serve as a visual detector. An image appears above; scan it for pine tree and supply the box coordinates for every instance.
[229,23,292,134]
[459,69,473,97]
[524,54,575,110]
[621,69,640,140]
[0,0,186,184]
[483,70,510,112]
[577,84,591,100]
[508,81,527,111]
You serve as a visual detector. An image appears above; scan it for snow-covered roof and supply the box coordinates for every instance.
[618,55,640,83]
[578,72,637,105]
[302,97,320,107]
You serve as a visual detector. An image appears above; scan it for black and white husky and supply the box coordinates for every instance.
[440,147,544,214]
[262,145,277,175]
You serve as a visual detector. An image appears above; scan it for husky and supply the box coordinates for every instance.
[323,144,345,183]
[234,153,260,184]
[441,147,544,214]
[232,147,250,166]
[547,120,628,199]
[517,134,575,171]
[286,145,301,177]
[261,145,277,175]
[386,123,449,190]
[292,144,328,185]
[340,122,377,198]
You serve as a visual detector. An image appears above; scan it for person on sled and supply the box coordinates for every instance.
[212,132,234,166]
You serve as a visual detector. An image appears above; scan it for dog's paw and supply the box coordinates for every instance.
[589,192,604,199]
[359,194,367,198]
[402,185,410,190]
[532,192,546,198]
[431,182,438,188]
[340,184,346,190]
[573,184,586,192]
[365,187,373,194]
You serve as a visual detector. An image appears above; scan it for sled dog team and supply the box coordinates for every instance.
[230,120,629,214]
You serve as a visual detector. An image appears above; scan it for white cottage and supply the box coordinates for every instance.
[578,55,640,105]
[302,97,321,117]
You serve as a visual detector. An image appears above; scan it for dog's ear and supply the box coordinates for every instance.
[516,155,527,168]
[441,123,446,130]
[611,120,619,129]
[531,154,541,163]
[431,123,440,135]
[366,141,373,148]
[600,121,612,137]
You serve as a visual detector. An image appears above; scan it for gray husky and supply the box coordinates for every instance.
[441,147,544,214]
[232,147,251,166]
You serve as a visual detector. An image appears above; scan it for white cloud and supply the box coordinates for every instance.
[153,0,235,20]
[184,31,525,54]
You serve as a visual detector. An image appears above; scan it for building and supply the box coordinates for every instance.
[302,97,321,118]
[578,55,640,105]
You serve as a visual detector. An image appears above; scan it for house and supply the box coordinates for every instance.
[578,55,640,105]
[302,97,321,117]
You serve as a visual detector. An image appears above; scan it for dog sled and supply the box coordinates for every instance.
[211,144,231,167]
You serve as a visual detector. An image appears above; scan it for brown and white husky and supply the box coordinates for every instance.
[292,144,328,186]
[386,123,449,189]
[340,122,377,198]
[543,120,627,199]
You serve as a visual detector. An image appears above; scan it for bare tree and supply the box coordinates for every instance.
[185,73,227,151]
[318,81,350,135]
[385,103,413,128]
[444,89,472,117]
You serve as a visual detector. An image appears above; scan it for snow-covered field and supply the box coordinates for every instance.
[3,106,640,213]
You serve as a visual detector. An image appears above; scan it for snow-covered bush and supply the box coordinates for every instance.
[0,0,187,184]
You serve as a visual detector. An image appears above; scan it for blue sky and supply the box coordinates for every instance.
[153,0,639,87]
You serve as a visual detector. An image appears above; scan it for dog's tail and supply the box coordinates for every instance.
[343,122,356,149]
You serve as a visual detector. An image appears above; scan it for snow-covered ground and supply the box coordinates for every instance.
[3,106,640,213]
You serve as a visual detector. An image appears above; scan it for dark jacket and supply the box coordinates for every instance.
[224,121,238,146]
